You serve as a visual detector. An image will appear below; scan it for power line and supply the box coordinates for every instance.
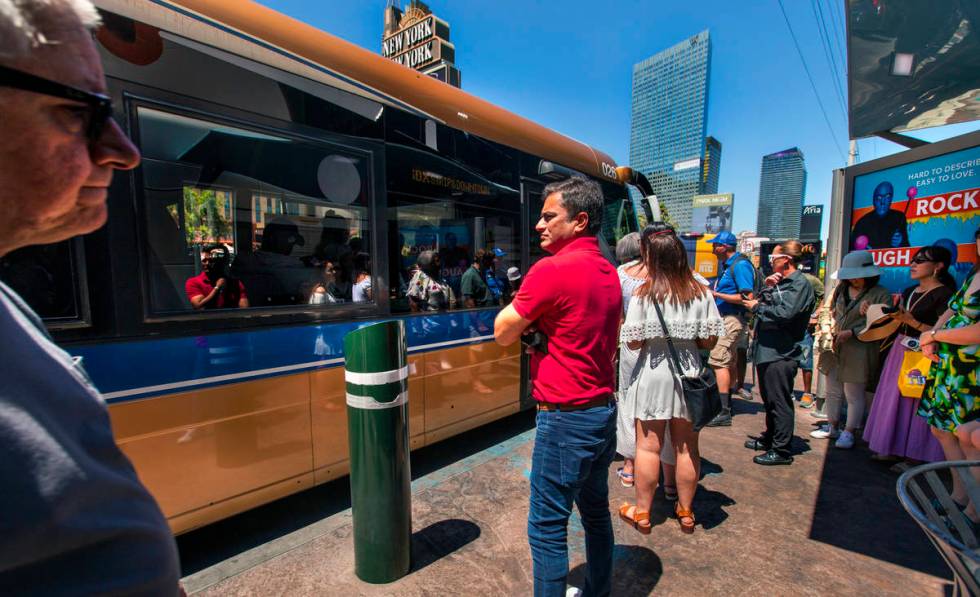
[777,0,847,163]
[827,0,848,73]
[810,0,848,118]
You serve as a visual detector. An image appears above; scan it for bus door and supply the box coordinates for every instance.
[519,178,544,409]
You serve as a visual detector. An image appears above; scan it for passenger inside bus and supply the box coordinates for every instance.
[407,250,456,311]
[231,218,310,306]
[185,245,249,310]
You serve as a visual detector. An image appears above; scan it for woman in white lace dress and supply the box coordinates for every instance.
[615,234,677,499]
[618,225,724,535]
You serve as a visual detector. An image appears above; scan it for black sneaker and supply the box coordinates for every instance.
[744,439,769,451]
[753,450,794,465]
[705,412,732,427]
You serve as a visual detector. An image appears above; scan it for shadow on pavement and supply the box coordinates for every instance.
[410,519,481,573]
[568,545,662,596]
[808,437,950,580]
[177,409,535,576]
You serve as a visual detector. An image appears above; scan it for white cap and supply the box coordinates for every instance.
[507,266,521,281]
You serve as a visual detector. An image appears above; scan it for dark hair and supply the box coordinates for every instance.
[833,275,881,305]
[542,176,603,234]
[778,240,804,265]
[202,243,228,258]
[974,228,980,275]
[636,223,706,304]
[353,252,371,275]
[915,245,956,290]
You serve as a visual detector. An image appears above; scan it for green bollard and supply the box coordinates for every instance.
[344,320,412,583]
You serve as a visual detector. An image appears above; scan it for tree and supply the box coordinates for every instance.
[178,187,232,249]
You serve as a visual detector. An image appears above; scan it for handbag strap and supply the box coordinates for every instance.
[651,299,686,378]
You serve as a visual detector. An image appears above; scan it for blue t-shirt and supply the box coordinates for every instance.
[713,253,755,316]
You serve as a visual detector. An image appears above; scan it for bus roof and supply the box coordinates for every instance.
[102,0,621,184]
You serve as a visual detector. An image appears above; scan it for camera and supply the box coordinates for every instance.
[521,330,549,355]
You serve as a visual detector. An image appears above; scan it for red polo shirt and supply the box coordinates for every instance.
[511,236,621,405]
[185,272,247,309]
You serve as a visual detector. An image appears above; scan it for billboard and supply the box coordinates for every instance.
[760,241,822,278]
[680,233,720,281]
[845,132,980,293]
[847,1,980,138]
[690,193,733,235]
[800,205,823,241]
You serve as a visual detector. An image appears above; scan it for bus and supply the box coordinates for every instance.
[0,0,645,534]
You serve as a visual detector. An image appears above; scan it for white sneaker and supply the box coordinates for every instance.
[810,425,839,439]
[566,588,583,597]
[835,430,855,449]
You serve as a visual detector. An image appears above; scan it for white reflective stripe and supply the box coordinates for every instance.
[344,366,409,386]
[346,391,409,410]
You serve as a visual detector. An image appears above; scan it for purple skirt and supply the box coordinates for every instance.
[864,335,945,462]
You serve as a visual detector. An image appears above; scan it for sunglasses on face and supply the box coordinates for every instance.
[0,64,113,144]
[768,253,790,263]
[911,255,934,264]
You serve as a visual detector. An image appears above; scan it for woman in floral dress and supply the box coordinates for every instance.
[918,229,980,514]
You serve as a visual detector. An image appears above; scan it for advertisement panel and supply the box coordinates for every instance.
[760,241,822,278]
[690,193,733,235]
[681,233,720,281]
[800,204,823,242]
[848,143,979,293]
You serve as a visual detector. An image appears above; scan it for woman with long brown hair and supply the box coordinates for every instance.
[618,224,723,534]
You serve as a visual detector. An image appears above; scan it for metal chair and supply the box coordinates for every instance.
[897,461,980,596]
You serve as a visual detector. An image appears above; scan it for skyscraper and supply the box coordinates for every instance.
[629,30,712,231]
[701,136,722,195]
[756,148,807,240]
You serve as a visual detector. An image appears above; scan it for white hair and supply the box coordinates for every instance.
[0,0,100,60]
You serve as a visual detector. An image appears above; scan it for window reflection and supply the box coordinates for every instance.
[136,107,373,313]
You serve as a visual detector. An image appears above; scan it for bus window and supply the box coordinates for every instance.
[389,196,519,313]
[0,240,86,324]
[135,106,373,313]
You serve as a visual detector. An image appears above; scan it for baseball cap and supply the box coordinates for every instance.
[493,247,506,257]
[708,231,738,246]
[506,266,521,281]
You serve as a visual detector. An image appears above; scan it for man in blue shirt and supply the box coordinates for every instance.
[706,231,757,427]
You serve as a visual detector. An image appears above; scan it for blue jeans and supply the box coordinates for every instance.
[528,403,617,597]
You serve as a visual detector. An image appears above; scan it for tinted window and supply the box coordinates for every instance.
[0,241,85,322]
[136,107,373,313]
[386,144,519,313]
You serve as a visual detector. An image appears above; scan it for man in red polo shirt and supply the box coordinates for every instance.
[494,177,621,597]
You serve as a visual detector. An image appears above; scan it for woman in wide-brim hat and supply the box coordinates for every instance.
[863,245,955,468]
[812,250,892,449]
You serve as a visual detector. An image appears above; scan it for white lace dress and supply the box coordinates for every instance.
[620,292,724,421]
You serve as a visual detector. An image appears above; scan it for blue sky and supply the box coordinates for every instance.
[257,0,980,234]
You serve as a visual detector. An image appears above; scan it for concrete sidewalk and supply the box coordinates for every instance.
[182,396,951,596]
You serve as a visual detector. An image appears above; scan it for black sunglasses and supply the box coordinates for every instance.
[0,64,113,144]
[911,254,933,264]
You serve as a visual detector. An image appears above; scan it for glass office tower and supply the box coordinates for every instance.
[756,147,807,240]
[629,30,711,231]
[702,136,722,195]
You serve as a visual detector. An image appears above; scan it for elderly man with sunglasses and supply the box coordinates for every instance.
[0,1,180,594]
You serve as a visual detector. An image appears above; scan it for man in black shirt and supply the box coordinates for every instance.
[851,181,909,250]
[742,241,816,465]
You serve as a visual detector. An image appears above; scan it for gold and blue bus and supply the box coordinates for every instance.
[0,0,644,534]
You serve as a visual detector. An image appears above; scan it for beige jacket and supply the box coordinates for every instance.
[818,283,892,384]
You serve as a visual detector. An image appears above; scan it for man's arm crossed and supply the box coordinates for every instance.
[494,304,532,346]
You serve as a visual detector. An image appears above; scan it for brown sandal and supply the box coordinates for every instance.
[675,503,695,534]
[619,503,651,535]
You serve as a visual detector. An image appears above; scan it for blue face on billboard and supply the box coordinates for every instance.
[850,144,980,293]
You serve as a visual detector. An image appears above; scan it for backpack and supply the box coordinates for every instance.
[720,254,764,297]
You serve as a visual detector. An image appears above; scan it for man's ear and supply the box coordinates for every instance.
[573,212,590,234]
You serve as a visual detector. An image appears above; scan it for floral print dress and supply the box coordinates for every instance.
[918,273,980,432]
